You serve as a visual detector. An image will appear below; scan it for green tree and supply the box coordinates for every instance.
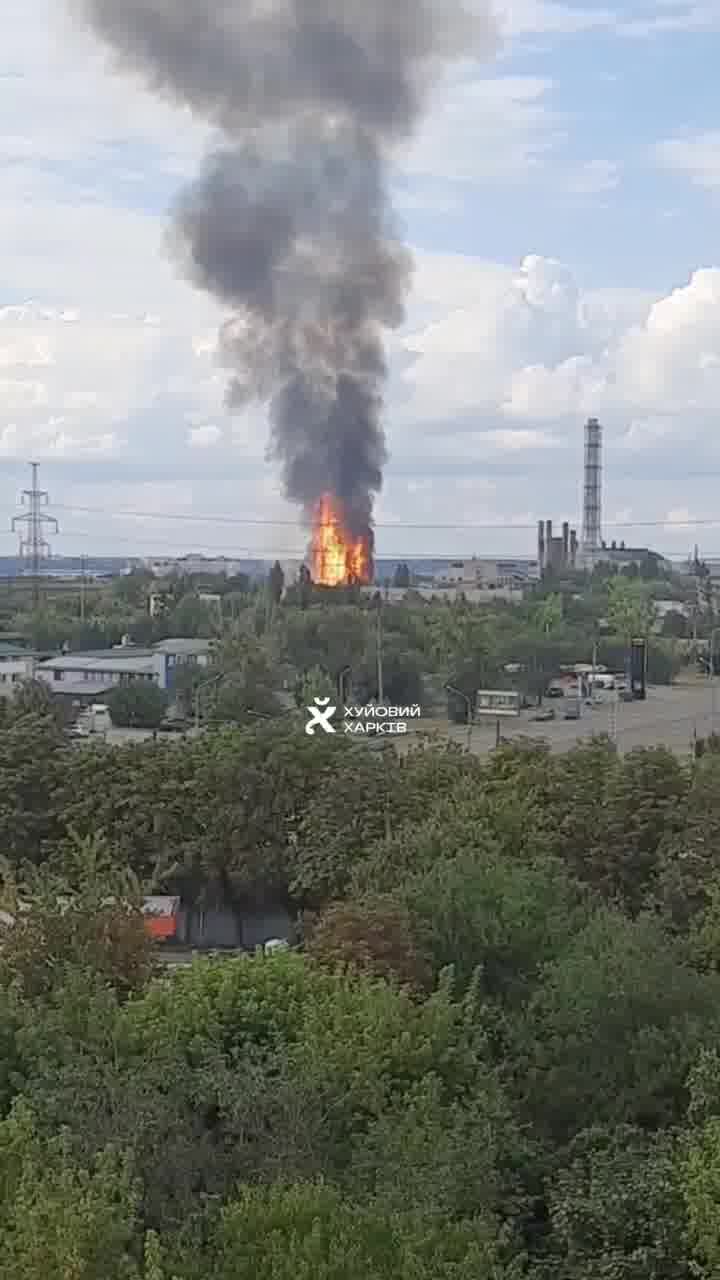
[514,909,720,1142]
[106,682,168,730]
[268,561,285,606]
[0,714,63,866]
[543,1125,687,1279]
[112,569,154,608]
[534,593,563,635]
[210,1182,518,1280]
[680,1048,720,1274]
[167,594,216,638]
[305,896,431,990]
[10,679,69,727]
[607,579,656,642]
[294,665,338,710]
[0,1101,141,1280]
[401,847,589,1001]
[0,832,154,999]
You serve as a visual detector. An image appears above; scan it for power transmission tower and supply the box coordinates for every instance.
[12,462,59,607]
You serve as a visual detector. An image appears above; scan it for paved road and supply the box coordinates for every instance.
[73,685,720,759]
[431,684,720,757]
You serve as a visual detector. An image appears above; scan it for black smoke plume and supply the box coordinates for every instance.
[70,0,495,540]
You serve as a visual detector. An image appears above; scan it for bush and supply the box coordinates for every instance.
[106,682,168,729]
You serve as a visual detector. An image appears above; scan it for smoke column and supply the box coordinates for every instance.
[70,0,495,541]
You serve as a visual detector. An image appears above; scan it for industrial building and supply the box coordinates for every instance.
[537,520,578,576]
[34,637,212,704]
[144,554,248,578]
[437,558,539,590]
[0,644,40,695]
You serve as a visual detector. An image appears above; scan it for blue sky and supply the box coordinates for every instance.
[2,0,720,563]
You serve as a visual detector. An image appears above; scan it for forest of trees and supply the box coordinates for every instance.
[2,699,720,1275]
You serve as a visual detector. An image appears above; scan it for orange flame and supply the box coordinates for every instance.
[310,494,372,586]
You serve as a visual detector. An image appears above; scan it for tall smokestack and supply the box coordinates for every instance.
[537,519,545,571]
[582,417,602,563]
[562,520,569,565]
[68,0,496,546]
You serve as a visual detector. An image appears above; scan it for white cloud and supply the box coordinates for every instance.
[655,132,720,190]
[397,256,720,490]
[494,0,616,37]
[188,424,222,448]
[619,2,720,37]
[402,75,563,184]
[566,159,620,194]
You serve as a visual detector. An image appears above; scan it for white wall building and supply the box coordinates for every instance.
[434,558,539,591]
[0,645,36,697]
[144,555,248,578]
[35,639,213,700]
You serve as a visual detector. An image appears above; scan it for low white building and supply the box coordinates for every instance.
[0,645,37,697]
[35,638,213,702]
[437,558,540,589]
[144,554,247,578]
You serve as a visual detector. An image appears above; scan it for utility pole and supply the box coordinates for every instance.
[376,602,384,703]
[11,462,58,608]
[80,553,87,623]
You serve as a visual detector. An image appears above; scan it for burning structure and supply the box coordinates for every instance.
[311,495,371,587]
[70,0,495,587]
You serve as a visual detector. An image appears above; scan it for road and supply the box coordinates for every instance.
[72,684,720,759]
[433,684,720,757]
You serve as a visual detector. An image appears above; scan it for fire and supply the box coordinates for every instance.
[310,494,371,586]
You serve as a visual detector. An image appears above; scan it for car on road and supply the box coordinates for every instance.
[531,707,556,722]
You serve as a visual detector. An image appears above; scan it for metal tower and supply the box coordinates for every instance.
[582,417,602,561]
[12,462,58,605]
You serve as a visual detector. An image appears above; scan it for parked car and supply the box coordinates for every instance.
[531,707,556,722]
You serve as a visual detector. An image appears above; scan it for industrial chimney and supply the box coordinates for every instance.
[582,417,602,565]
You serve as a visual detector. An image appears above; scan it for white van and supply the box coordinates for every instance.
[78,703,112,734]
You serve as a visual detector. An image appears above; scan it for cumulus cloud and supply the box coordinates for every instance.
[401,254,720,431]
[655,132,720,190]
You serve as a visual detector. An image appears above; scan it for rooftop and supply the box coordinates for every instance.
[153,638,213,654]
[37,652,157,674]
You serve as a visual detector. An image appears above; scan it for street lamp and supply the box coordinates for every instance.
[445,683,473,752]
[338,665,351,708]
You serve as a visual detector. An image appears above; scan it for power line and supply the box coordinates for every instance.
[25,501,720,533]
[0,527,715,561]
